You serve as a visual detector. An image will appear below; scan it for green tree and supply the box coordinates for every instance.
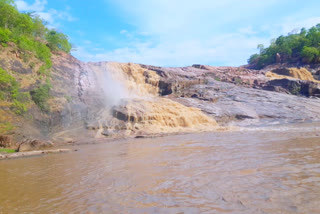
[32,15,47,39]
[301,46,319,63]
[248,23,320,68]
[46,30,72,53]
[0,0,21,31]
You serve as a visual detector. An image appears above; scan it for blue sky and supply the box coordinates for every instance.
[15,0,320,67]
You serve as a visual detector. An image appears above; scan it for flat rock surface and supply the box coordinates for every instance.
[170,79,320,126]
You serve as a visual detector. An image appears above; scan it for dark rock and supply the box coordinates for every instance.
[192,64,201,69]
[158,80,172,95]
[11,60,32,74]
[101,129,115,136]
[264,79,320,97]
[112,106,129,121]
[192,64,207,69]
[135,135,146,138]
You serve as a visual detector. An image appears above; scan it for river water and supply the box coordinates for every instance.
[1,124,320,214]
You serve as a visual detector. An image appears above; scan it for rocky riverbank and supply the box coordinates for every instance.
[1,47,320,152]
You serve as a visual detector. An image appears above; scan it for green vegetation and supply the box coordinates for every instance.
[0,0,73,112]
[0,148,16,153]
[11,100,27,115]
[30,82,51,112]
[46,30,72,53]
[0,0,72,68]
[0,122,14,134]
[0,67,19,100]
[248,24,320,68]
[0,67,28,114]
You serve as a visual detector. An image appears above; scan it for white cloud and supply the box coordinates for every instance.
[15,0,76,29]
[280,17,320,35]
[110,0,280,40]
[16,0,47,11]
[72,0,320,66]
[73,32,269,66]
[74,0,280,66]
[120,30,128,34]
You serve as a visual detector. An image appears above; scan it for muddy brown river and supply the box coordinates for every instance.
[1,124,320,213]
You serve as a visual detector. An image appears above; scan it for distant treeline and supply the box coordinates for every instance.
[248,24,320,69]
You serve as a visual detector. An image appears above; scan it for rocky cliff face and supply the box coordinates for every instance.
[1,50,320,145]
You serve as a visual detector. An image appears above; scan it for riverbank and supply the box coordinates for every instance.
[0,149,76,160]
[1,121,319,160]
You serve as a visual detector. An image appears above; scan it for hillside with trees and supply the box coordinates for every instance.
[248,24,320,69]
[0,0,72,116]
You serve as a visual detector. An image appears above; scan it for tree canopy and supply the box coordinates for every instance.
[248,24,320,69]
[0,0,72,54]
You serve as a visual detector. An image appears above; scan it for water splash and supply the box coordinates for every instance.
[87,61,220,136]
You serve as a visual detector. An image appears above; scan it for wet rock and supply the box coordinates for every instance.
[101,129,115,136]
[17,139,54,152]
[158,80,172,95]
[264,79,320,97]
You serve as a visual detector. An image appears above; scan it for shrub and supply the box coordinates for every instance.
[0,27,11,44]
[0,67,29,115]
[11,100,27,115]
[17,35,52,67]
[0,67,19,100]
[38,64,51,76]
[16,92,30,103]
[0,122,14,134]
[301,46,319,63]
[30,83,51,112]
[29,61,35,68]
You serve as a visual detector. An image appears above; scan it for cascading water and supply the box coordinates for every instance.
[87,61,220,137]
[266,67,319,82]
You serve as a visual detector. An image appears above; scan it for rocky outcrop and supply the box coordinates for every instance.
[263,79,320,97]
[1,46,320,146]
[17,138,54,152]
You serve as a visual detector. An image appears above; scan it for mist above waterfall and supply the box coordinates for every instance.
[98,69,129,106]
[89,61,161,108]
[90,62,132,107]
